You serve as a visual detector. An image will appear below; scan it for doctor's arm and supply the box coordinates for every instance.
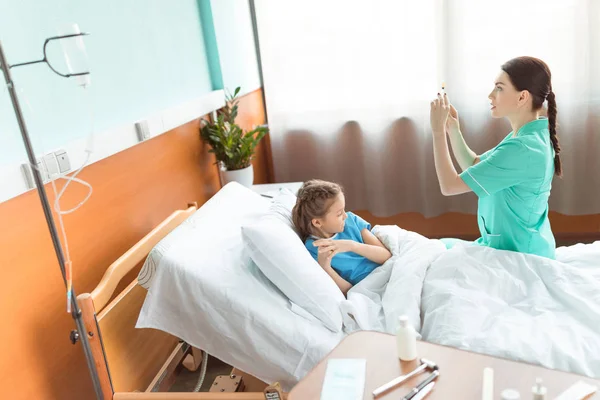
[444,95,481,170]
[431,96,473,196]
[447,125,481,170]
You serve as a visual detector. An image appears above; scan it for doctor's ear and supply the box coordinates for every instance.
[517,90,531,108]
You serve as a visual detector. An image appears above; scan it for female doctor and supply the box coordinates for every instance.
[429,56,561,259]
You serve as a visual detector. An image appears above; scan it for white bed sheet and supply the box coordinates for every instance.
[136,186,344,390]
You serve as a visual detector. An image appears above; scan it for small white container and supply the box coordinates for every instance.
[396,315,417,361]
[501,388,521,400]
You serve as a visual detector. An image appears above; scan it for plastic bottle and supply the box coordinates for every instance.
[501,388,521,400]
[396,315,417,361]
[532,378,547,400]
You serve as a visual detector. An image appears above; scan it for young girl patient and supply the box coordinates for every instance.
[292,179,392,295]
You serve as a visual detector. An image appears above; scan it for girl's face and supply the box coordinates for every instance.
[312,193,347,236]
[488,71,529,119]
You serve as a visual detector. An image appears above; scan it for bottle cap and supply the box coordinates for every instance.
[398,315,409,327]
[532,378,547,397]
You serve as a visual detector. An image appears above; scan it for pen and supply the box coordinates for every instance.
[403,370,440,400]
[412,382,435,400]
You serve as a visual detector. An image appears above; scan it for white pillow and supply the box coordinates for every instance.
[268,188,298,233]
[138,182,270,289]
[241,217,346,332]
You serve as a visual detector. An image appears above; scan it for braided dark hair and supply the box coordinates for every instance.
[292,180,343,242]
[546,91,561,176]
[501,56,562,177]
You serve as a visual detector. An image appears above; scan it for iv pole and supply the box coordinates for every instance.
[0,36,105,400]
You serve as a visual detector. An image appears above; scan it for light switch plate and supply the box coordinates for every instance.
[55,150,71,173]
[43,153,60,178]
[135,120,151,142]
[21,158,47,189]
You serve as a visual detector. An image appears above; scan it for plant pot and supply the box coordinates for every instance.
[220,164,254,188]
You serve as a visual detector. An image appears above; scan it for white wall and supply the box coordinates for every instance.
[0,0,263,203]
[0,0,214,165]
[0,0,223,203]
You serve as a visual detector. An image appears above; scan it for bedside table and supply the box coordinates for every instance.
[251,182,303,198]
[289,331,600,400]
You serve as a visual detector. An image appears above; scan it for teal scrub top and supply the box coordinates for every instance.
[459,118,556,259]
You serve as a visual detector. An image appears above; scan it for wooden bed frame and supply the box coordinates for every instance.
[77,203,287,400]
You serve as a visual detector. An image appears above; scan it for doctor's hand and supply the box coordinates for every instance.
[314,239,356,259]
[444,94,460,134]
[430,93,450,137]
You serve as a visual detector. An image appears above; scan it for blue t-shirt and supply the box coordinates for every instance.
[305,212,380,285]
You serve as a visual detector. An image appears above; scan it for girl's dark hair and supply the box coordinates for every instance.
[292,180,343,242]
[501,56,562,177]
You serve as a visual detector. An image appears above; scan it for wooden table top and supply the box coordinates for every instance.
[289,331,600,399]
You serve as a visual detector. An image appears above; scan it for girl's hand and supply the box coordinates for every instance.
[314,239,356,259]
[430,93,450,137]
[445,94,460,134]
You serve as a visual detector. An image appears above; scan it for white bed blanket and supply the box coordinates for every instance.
[348,225,600,378]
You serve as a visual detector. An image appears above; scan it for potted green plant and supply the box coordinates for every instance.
[200,87,268,187]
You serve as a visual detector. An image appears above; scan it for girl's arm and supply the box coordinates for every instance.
[355,229,392,264]
[317,251,353,295]
[314,237,391,266]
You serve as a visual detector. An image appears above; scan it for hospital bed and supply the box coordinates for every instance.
[80,182,600,399]
[135,183,344,390]
[76,194,291,399]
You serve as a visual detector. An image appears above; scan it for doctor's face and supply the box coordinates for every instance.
[488,71,522,118]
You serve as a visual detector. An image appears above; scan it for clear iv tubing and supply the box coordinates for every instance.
[51,151,93,313]
[21,84,95,313]
[54,85,94,313]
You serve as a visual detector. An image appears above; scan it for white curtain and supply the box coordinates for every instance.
[255,0,600,217]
